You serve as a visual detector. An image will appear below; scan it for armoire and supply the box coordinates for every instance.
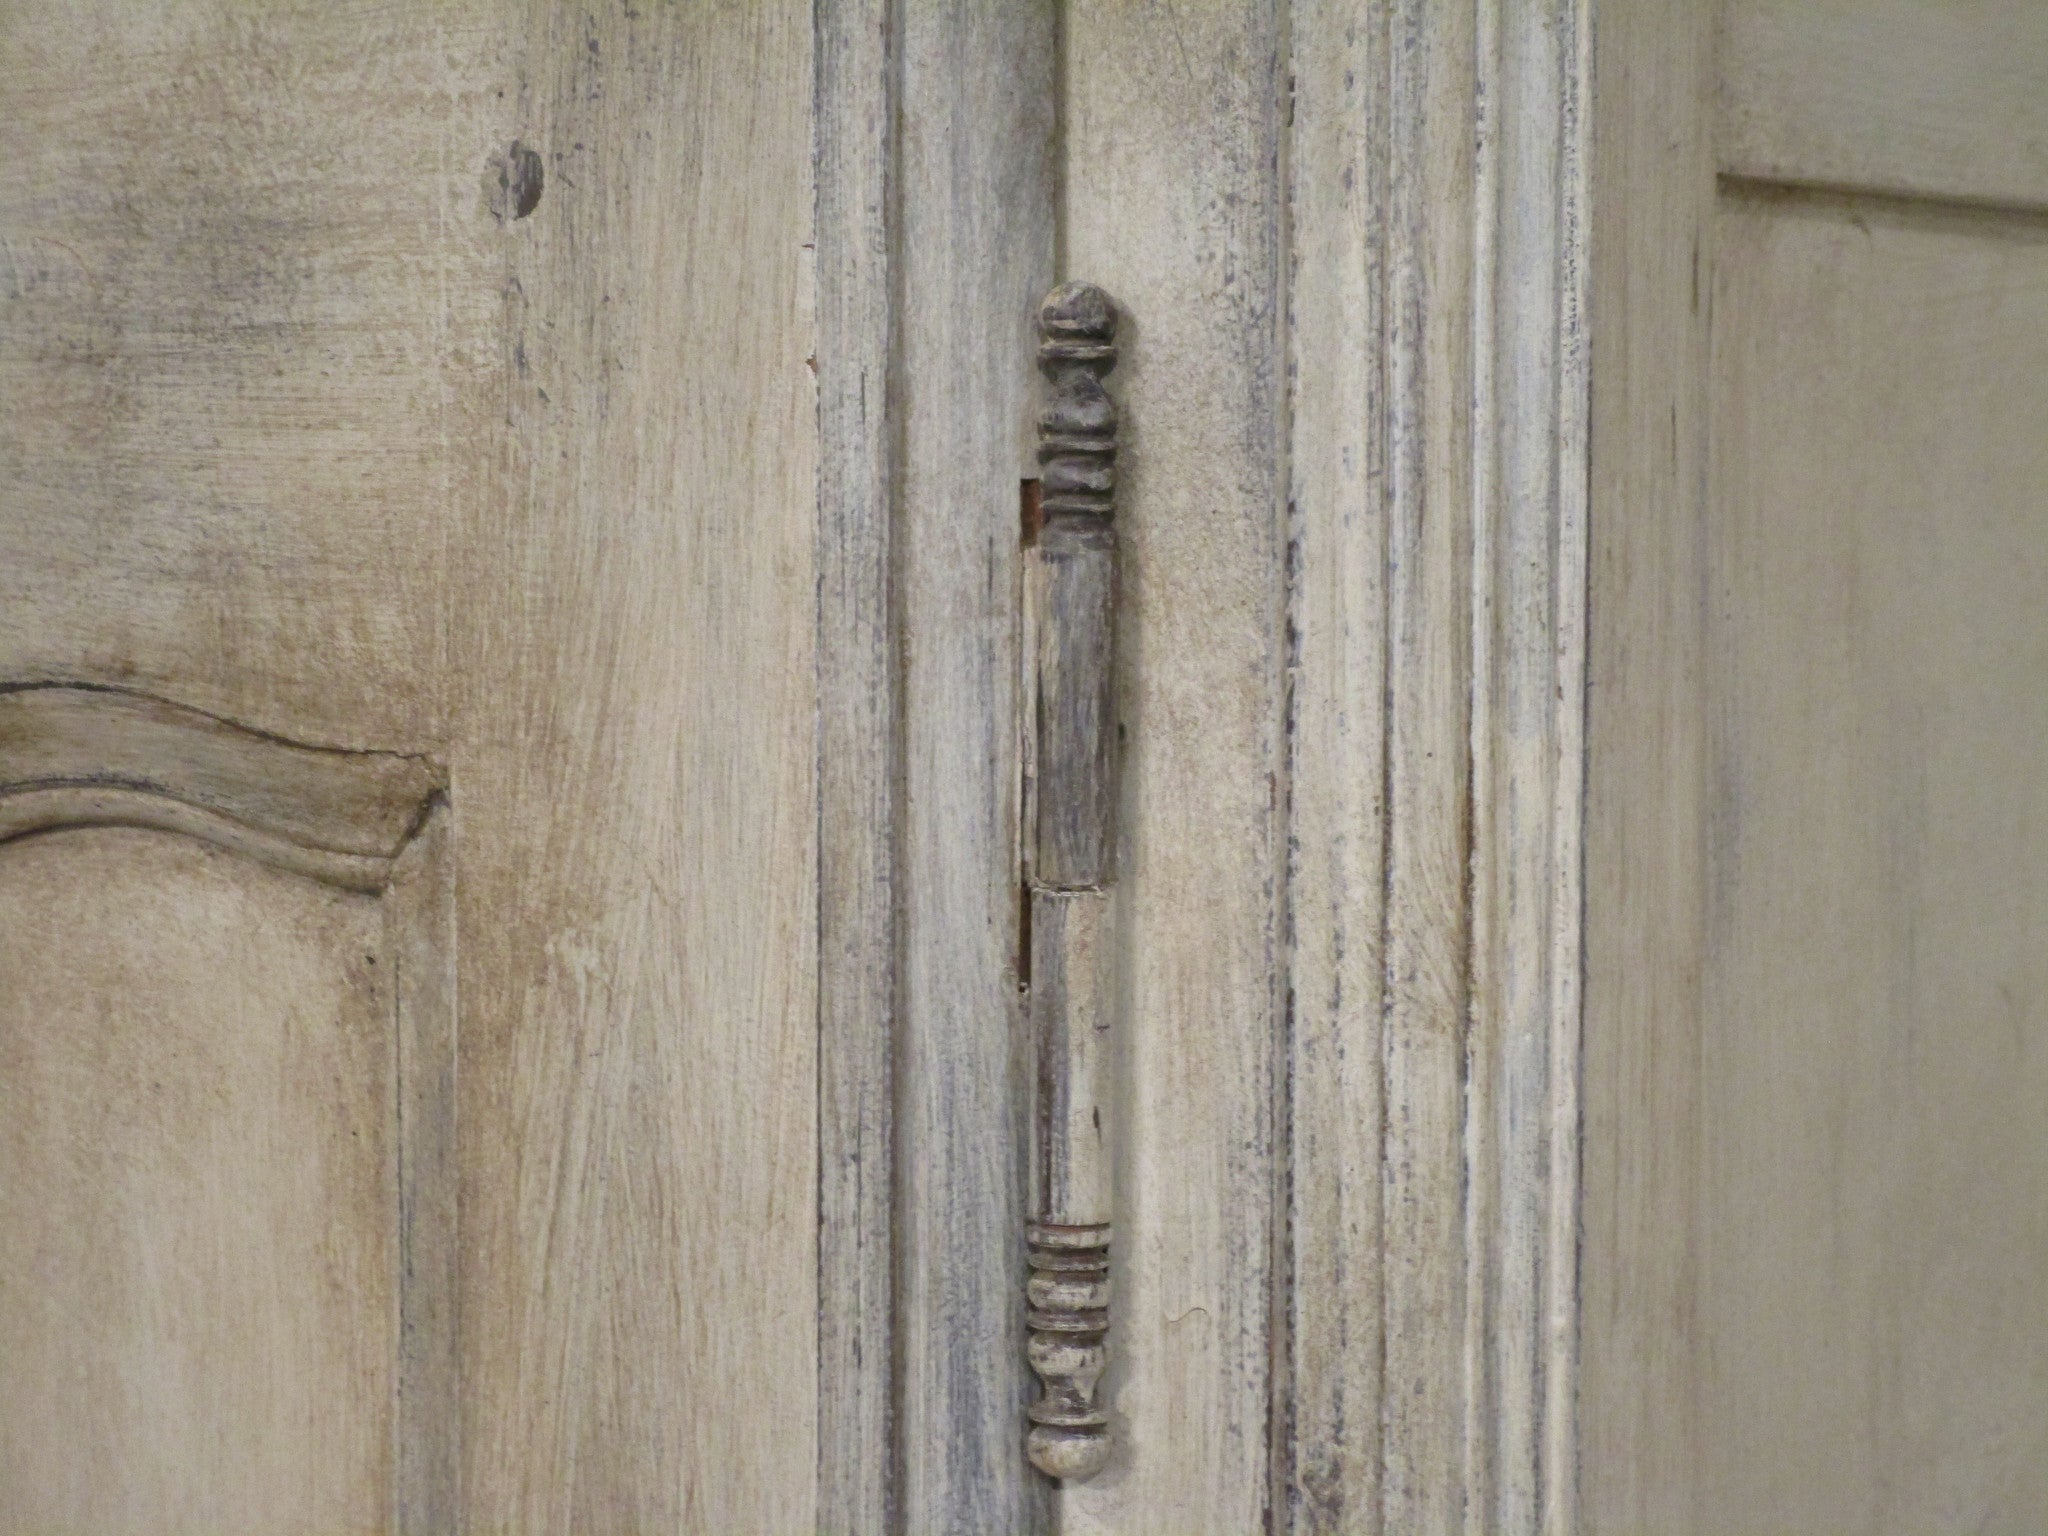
[3,2,2043,1531]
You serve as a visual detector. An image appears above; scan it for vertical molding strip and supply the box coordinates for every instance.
[1286,1,1590,1531]
[1285,2,1389,1527]
[814,0,898,1528]
[1060,6,1289,1530]
[1466,0,1590,1530]
[893,4,1057,1532]
[816,4,1058,1531]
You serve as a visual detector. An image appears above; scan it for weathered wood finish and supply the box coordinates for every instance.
[1720,0,2048,213]
[1282,4,1592,1531]
[1029,281,1121,894]
[1581,10,1716,1526]
[0,686,442,878]
[814,0,898,1527]
[1466,2,1592,1528]
[1029,890,1118,1227]
[1024,889,1117,1481]
[1060,6,1286,1528]
[1028,530,1117,891]
[1285,7,1390,1523]
[458,9,819,1528]
[3,3,822,1528]
[891,3,1057,1529]
[1053,4,1593,1528]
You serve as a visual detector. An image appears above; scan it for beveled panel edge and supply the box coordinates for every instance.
[0,684,445,886]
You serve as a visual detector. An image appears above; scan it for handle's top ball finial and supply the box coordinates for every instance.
[1039,282,1118,356]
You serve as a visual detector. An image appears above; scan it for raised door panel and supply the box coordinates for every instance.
[1585,4,2048,1529]
[2,834,394,1531]
[1697,183,2048,1533]
[0,687,452,1534]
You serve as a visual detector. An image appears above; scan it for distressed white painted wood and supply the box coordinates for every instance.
[1284,5,1591,1532]
[1285,3,1390,1523]
[1042,4,1599,1529]
[1465,3,1590,1530]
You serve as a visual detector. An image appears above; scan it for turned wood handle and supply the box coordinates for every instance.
[1025,281,1121,1482]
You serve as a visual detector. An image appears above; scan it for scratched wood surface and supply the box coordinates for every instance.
[1284,4,1391,1520]
[0,3,821,1530]
[1463,3,1591,1529]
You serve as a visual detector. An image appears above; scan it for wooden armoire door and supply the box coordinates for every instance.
[7,3,2042,1534]
[1,6,818,1530]
[1584,4,2048,1531]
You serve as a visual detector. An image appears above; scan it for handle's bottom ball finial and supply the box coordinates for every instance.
[1028,1422,1112,1481]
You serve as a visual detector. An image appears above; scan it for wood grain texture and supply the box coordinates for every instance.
[893,2,1056,1529]
[456,4,819,1529]
[0,686,441,867]
[814,0,898,1528]
[1285,5,1592,1529]
[1027,888,1118,1482]
[1030,890,1118,1227]
[1580,4,1716,1530]
[387,803,459,1534]
[1061,4,1285,1528]
[1691,187,2048,1532]
[1025,282,1122,1485]
[2,3,823,1527]
[0,690,452,1535]
[1029,281,1122,894]
[1029,524,1118,891]
[1719,0,2048,213]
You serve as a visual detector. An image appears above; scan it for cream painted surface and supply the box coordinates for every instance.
[0,831,391,1534]
[1698,189,2048,1529]
[1585,4,2048,1530]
